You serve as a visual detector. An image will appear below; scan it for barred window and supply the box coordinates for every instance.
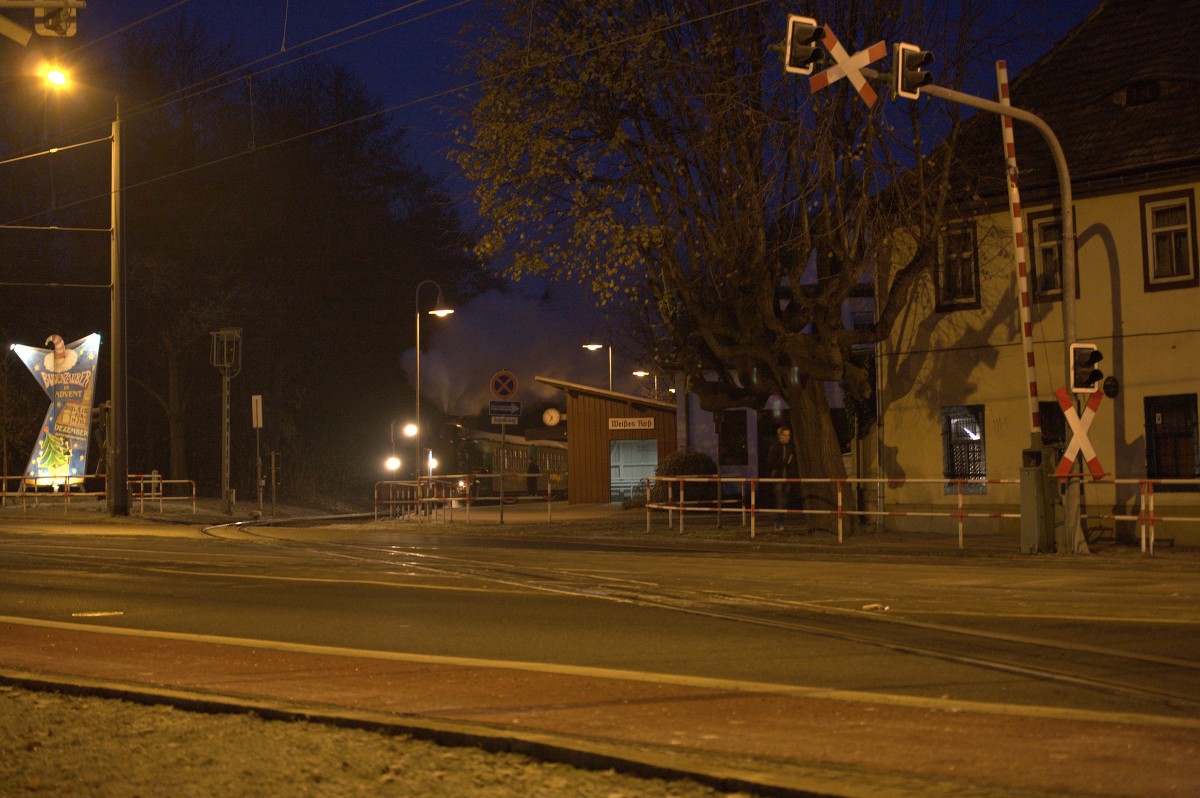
[1145,394,1199,492]
[941,405,986,495]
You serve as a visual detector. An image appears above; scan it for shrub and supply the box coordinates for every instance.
[650,449,718,503]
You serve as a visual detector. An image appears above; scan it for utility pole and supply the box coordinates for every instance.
[210,329,242,515]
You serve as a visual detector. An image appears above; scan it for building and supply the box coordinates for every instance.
[879,0,1200,544]
[535,377,676,503]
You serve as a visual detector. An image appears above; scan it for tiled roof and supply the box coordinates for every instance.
[955,0,1200,204]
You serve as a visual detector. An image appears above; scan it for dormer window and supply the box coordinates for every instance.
[1122,79,1160,107]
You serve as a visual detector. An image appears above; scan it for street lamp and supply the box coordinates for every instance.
[413,280,453,489]
[582,343,612,392]
[632,369,659,399]
[41,67,128,515]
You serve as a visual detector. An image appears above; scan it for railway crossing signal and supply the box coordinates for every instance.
[784,15,824,75]
[894,42,934,99]
[1054,386,1106,480]
[1070,343,1104,394]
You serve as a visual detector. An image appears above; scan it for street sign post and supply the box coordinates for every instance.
[490,371,518,400]
[490,400,521,426]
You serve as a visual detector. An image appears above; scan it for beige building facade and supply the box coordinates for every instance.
[876,0,1200,545]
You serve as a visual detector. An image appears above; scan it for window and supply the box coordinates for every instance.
[1141,190,1198,291]
[1145,394,1199,491]
[1038,400,1067,451]
[1029,214,1063,301]
[936,223,980,311]
[717,410,748,466]
[941,405,986,494]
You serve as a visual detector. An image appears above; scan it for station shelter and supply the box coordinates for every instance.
[535,376,676,504]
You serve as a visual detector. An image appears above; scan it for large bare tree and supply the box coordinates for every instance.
[456,0,989,498]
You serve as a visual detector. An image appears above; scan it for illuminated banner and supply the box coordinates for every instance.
[11,333,101,487]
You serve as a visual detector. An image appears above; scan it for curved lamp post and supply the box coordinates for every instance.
[38,66,128,514]
[414,280,453,494]
[582,343,612,392]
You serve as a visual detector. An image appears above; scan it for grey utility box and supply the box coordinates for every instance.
[1020,448,1056,553]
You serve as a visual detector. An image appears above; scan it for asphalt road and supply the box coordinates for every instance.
[1,511,1199,796]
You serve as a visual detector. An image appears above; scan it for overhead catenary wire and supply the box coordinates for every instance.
[2,0,774,229]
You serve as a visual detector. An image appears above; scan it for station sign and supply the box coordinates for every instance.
[608,417,655,430]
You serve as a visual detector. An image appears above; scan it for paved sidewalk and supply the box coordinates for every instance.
[2,616,1198,798]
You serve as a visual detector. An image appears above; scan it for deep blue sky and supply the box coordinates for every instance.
[10,0,1104,413]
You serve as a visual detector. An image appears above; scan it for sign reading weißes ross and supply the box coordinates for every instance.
[608,418,654,430]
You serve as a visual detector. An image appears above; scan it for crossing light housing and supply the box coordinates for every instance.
[1070,343,1104,394]
[784,15,825,75]
[894,42,934,99]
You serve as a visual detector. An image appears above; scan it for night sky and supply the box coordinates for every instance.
[9,0,1103,418]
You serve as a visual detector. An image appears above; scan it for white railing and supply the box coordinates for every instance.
[1,472,196,514]
[645,474,1200,552]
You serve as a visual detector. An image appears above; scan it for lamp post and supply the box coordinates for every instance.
[413,280,453,497]
[582,343,612,392]
[632,370,659,399]
[39,67,128,514]
[108,96,128,514]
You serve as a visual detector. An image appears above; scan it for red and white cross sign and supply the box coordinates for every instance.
[1053,386,1106,480]
[808,26,887,107]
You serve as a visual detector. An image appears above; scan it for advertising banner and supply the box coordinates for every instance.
[11,333,101,487]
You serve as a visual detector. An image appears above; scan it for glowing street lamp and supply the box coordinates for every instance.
[385,455,401,473]
[582,343,612,391]
[632,369,659,399]
[40,66,129,514]
[413,281,452,486]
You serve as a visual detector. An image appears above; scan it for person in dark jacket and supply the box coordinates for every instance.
[765,425,798,530]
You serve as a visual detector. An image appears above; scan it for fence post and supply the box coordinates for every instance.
[957,480,965,550]
[837,480,844,543]
[1148,482,1156,556]
[750,480,756,538]
[679,480,685,535]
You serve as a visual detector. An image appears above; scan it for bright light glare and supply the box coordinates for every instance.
[582,343,603,351]
[402,423,417,437]
[632,370,650,377]
[385,456,401,471]
[429,308,453,317]
[43,67,68,87]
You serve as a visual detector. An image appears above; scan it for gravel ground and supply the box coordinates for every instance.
[0,686,747,798]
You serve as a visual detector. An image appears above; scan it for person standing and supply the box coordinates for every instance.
[766,425,797,531]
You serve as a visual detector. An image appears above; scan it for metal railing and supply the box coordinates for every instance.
[646,474,1200,552]
[374,473,566,523]
[128,473,197,514]
[1,472,196,514]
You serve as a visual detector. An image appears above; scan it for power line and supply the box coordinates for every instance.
[3,0,774,228]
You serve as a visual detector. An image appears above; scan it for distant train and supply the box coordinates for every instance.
[443,425,566,498]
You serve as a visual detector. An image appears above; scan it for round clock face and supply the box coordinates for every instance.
[542,407,561,427]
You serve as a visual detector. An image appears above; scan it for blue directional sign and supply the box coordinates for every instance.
[489,401,521,416]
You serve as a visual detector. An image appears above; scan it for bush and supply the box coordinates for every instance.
[650,449,718,503]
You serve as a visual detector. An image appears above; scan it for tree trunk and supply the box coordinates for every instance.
[783,378,845,528]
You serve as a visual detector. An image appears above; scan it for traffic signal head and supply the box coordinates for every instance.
[784,15,825,75]
[1070,343,1104,394]
[894,42,934,99]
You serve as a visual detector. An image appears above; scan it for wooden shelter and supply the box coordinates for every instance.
[535,377,676,504]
